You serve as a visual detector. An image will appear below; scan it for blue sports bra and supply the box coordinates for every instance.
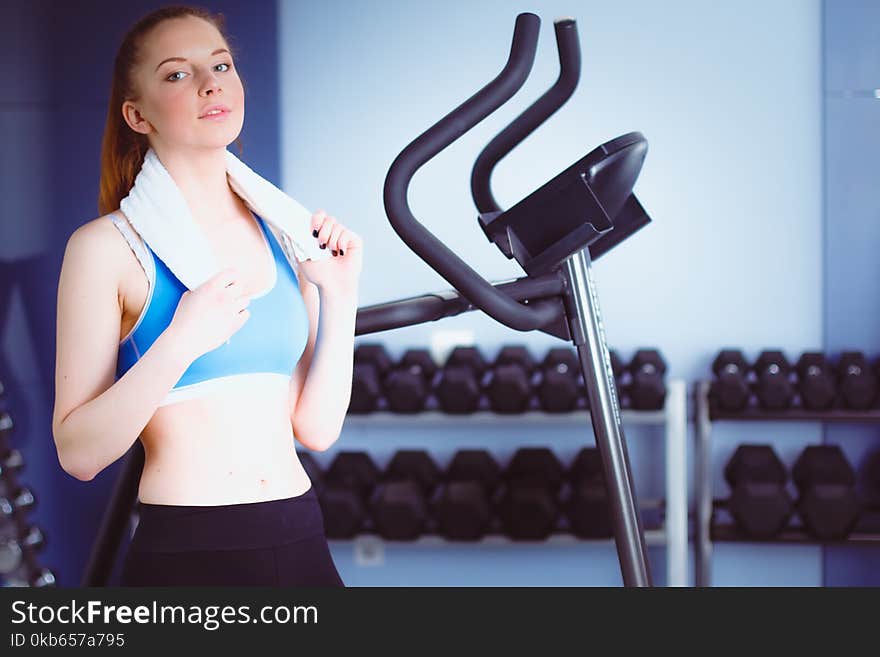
[111,210,309,407]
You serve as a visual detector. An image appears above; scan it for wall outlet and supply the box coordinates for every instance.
[354,535,385,566]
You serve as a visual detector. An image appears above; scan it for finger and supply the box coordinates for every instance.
[335,230,352,256]
[317,215,336,249]
[328,223,345,255]
[216,267,240,289]
[223,281,241,293]
[339,231,360,256]
[311,210,327,238]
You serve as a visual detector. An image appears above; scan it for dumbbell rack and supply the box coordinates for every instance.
[338,379,688,587]
[693,380,880,587]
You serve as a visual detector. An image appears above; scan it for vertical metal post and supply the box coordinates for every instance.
[562,248,652,587]
[694,380,713,587]
[664,379,688,586]
[80,441,144,586]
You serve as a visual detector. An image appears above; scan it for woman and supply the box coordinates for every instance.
[52,5,362,586]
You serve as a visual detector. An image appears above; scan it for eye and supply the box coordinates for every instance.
[216,62,231,72]
[165,63,231,82]
[166,71,186,82]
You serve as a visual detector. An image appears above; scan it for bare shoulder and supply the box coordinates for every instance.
[63,212,138,297]
[71,211,122,246]
[67,211,138,267]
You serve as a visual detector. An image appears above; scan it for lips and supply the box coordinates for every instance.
[199,104,230,118]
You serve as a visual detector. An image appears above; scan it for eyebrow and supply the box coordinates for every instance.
[155,48,230,72]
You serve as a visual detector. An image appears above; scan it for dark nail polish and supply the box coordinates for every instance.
[312,229,319,238]
[332,250,337,256]
[320,243,326,249]
[339,249,344,256]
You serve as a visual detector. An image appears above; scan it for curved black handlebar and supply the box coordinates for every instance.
[383,13,563,332]
[471,18,581,214]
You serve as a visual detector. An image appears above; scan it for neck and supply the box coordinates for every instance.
[151,144,244,231]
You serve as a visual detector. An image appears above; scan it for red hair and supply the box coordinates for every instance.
[97,5,244,216]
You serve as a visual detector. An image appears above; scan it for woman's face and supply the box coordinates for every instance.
[123,16,244,153]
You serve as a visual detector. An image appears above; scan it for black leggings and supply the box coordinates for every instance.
[119,485,344,587]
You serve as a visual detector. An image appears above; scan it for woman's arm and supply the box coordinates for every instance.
[52,220,195,481]
[291,287,358,451]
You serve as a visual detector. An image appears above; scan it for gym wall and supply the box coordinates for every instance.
[279,0,825,585]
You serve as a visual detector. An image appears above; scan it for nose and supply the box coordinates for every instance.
[200,73,222,97]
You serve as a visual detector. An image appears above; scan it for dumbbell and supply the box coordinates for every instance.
[433,449,501,540]
[319,451,380,539]
[836,351,877,410]
[561,447,612,538]
[485,345,537,414]
[0,448,23,476]
[723,444,794,537]
[349,343,393,414]
[0,412,15,462]
[0,525,46,575]
[497,447,564,540]
[627,349,667,411]
[792,445,860,539]
[796,352,836,411]
[371,450,440,540]
[0,410,12,437]
[537,348,583,413]
[31,568,56,587]
[384,349,438,414]
[3,564,56,588]
[710,350,751,412]
[752,350,794,410]
[861,447,880,508]
[0,487,35,515]
[435,346,488,414]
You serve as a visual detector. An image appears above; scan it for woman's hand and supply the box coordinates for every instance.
[296,210,363,297]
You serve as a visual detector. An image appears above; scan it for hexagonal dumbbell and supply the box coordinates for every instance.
[486,345,538,414]
[384,349,438,414]
[561,447,612,538]
[435,346,488,414]
[371,450,441,540]
[792,445,860,540]
[433,449,501,540]
[724,444,794,538]
[497,447,564,540]
[349,343,394,414]
[836,351,877,410]
[796,352,836,411]
[752,350,794,411]
[628,349,667,411]
[710,350,751,412]
[861,447,880,508]
[0,447,24,485]
[320,451,380,539]
[537,347,583,413]
[0,525,46,577]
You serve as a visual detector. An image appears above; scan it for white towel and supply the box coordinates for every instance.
[119,147,330,291]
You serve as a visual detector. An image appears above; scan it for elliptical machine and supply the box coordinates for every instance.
[82,12,655,587]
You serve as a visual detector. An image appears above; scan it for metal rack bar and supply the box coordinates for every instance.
[664,379,688,586]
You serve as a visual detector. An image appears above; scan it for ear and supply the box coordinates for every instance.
[121,100,154,135]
